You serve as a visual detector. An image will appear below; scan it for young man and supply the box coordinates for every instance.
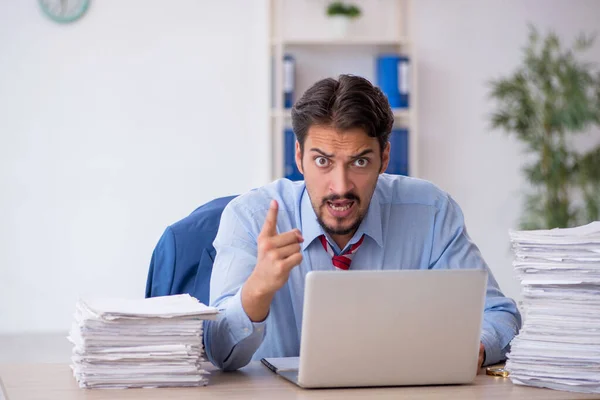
[204,74,521,371]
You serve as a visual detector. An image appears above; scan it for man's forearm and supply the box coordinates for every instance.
[204,289,267,371]
[480,309,521,365]
[241,277,275,322]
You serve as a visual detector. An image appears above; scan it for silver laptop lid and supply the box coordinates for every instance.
[297,269,487,388]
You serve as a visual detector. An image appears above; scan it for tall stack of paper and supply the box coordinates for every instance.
[506,221,600,394]
[68,294,219,389]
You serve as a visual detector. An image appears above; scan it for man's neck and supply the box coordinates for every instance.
[330,233,353,251]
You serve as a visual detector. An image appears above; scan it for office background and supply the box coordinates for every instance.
[1,0,599,334]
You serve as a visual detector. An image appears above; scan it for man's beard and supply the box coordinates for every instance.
[317,213,364,236]
[315,192,365,236]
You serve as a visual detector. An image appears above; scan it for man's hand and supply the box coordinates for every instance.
[242,200,303,322]
[477,342,485,374]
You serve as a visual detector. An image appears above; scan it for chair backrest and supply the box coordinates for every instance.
[145,195,237,305]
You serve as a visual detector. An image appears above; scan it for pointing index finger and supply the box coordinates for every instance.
[260,199,279,237]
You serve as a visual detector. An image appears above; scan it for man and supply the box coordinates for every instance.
[204,74,521,372]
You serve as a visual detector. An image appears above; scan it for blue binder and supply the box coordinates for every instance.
[284,129,303,181]
[283,54,295,109]
[376,54,410,109]
[385,129,409,176]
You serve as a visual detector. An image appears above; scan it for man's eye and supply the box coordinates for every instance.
[353,158,369,168]
[314,157,330,167]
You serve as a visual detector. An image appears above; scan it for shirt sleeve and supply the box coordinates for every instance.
[428,194,522,366]
[203,201,268,371]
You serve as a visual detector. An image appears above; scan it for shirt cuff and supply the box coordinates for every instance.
[225,288,267,344]
[480,330,502,366]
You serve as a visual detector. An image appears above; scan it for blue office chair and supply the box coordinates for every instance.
[145,195,237,305]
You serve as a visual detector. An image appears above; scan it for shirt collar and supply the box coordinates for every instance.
[299,186,384,253]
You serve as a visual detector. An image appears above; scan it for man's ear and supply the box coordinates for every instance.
[380,141,390,173]
[295,141,304,175]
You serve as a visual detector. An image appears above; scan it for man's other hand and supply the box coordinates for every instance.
[477,342,485,374]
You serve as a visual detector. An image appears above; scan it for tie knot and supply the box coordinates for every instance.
[319,235,365,270]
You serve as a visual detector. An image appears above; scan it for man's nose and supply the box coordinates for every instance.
[329,165,354,196]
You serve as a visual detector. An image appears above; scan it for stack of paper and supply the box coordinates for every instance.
[68,294,219,389]
[506,221,600,394]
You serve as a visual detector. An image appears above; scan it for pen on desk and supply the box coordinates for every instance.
[260,358,278,373]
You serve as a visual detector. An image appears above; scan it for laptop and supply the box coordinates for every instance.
[261,269,487,389]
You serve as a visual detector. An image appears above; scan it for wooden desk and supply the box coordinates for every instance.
[1,361,598,400]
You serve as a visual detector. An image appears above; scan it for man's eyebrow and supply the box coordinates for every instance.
[350,149,374,159]
[309,148,334,158]
[309,148,375,159]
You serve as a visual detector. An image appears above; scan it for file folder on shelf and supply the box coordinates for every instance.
[385,128,409,176]
[376,54,410,109]
[284,128,303,181]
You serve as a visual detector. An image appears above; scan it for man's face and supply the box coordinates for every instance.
[296,125,390,244]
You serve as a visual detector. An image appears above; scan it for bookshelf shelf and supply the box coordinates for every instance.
[268,0,417,181]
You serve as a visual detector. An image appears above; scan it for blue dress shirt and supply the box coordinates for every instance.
[204,174,522,371]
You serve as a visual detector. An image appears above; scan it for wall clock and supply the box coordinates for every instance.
[39,0,90,24]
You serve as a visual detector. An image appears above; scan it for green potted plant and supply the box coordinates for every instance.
[326,1,362,38]
[488,25,600,230]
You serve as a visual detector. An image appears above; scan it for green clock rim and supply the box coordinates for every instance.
[38,0,90,23]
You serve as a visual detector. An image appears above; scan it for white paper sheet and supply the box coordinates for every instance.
[68,294,219,389]
[506,222,600,394]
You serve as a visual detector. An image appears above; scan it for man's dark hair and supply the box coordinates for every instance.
[291,74,394,156]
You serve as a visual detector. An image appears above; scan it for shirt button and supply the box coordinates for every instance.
[244,328,249,333]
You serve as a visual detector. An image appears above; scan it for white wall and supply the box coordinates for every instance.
[2,0,599,334]
[0,0,269,333]
[413,0,600,302]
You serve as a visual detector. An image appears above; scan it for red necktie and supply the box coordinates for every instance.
[319,235,365,270]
